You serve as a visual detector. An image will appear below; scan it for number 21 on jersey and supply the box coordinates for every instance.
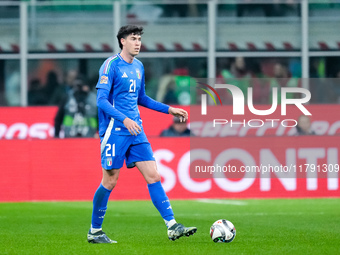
[129,79,136,92]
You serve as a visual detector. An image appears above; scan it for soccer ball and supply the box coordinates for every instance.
[210,219,236,243]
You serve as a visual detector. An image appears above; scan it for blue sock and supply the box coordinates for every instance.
[148,181,175,223]
[91,183,112,229]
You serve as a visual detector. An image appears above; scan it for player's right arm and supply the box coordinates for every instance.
[96,89,141,136]
[96,58,141,136]
[96,60,127,122]
[122,118,141,136]
[96,88,126,123]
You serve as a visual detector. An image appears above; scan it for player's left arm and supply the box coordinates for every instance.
[138,87,188,122]
[137,74,170,114]
[137,69,188,122]
[168,107,188,122]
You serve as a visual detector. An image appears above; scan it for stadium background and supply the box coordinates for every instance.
[0,0,339,202]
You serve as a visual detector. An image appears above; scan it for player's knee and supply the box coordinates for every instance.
[147,172,161,184]
[102,179,117,190]
[102,176,119,190]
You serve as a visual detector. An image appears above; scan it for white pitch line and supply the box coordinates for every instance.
[174,212,325,217]
[196,199,248,206]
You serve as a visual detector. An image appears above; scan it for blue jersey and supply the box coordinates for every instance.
[96,54,169,136]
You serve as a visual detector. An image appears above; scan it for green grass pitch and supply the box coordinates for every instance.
[1,198,339,255]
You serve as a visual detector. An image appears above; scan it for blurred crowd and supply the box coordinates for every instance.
[6,57,332,138]
[0,1,339,139]
[1,56,339,109]
[156,57,340,106]
[126,1,301,21]
[13,68,98,138]
[28,69,80,106]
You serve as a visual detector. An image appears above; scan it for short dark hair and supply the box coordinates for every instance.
[117,25,144,50]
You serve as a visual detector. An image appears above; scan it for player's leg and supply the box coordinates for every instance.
[126,135,176,226]
[102,167,120,190]
[135,160,175,224]
[91,168,120,232]
[126,133,197,240]
[88,168,120,244]
[88,134,132,244]
[136,160,197,240]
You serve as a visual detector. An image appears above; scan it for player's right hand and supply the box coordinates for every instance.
[123,118,142,136]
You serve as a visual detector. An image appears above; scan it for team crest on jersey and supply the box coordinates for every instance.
[107,157,112,167]
[100,75,108,84]
[136,69,141,79]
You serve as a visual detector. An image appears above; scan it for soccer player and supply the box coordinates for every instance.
[87,25,197,244]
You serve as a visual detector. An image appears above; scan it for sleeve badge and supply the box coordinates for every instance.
[100,75,108,84]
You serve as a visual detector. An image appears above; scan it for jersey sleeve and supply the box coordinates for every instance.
[138,69,170,114]
[96,57,127,123]
[97,88,127,123]
[96,59,115,91]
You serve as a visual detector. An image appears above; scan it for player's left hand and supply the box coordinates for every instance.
[168,107,188,122]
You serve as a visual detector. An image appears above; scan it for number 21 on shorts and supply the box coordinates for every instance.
[105,143,115,157]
